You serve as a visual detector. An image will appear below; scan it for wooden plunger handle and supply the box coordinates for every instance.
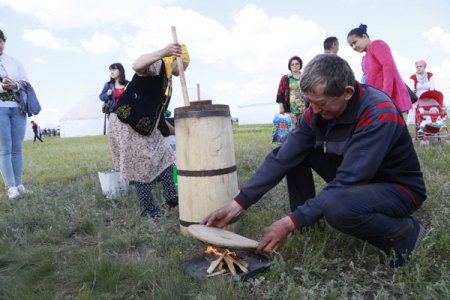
[171,26,190,106]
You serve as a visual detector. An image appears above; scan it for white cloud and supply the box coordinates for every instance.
[5,0,448,121]
[0,0,176,29]
[213,82,236,92]
[432,59,450,105]
[22,28,79,51]
[423,26,450,53]
[114,4,331,108]
[124,4,324,77]
[81,32,119,54]
[33,57,45,64]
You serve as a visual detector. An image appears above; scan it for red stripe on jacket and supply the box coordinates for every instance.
[377,112,405,125]
[395,184,421,208]
[357,102,404,128]
[303,107,313,125]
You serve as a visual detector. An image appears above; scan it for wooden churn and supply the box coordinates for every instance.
[175,104,239,235]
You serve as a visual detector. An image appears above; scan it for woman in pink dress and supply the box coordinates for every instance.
[347,24,411,112]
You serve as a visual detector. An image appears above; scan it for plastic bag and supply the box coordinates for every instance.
[272,113,292,144]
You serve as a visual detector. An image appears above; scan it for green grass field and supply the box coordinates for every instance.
[0,124,448,299]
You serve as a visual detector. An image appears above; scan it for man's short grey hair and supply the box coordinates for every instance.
[300,54,355,96]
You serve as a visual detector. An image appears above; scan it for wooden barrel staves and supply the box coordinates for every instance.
[175,104,239,235]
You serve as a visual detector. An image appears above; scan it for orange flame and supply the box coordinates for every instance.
[205,246,223,256]
[205,246,237,258]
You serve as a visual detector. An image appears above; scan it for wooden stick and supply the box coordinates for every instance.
[207,269,227,277]
[207,252,225,274]
[171,26,190,107]
[233,256,249,269]
[223,255,237,275]
[232,259,248,273]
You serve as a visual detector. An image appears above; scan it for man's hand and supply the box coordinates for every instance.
[107,89,112,96]
[257,216,296,253]
[201,200,243,228]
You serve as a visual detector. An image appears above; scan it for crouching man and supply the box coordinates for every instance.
[203,54,426,267]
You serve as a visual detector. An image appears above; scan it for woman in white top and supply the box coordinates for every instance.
[406,60,436,125]
[410,60,435,97]
[0,29,30,199]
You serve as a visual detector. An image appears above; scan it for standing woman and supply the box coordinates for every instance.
[109,43,189,217]
[347,24,411,112]
[0,29,30,199]
[99,63,129,114]
[276,56,306,128]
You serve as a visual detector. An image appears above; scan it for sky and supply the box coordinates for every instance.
[1,0,449,127]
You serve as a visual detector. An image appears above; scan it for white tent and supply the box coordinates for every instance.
[60,95,105,138]
[237,102,277,125]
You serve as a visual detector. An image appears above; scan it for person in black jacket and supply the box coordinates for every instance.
[203,54,426,268]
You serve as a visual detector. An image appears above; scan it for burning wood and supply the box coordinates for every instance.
[205,246,249,276]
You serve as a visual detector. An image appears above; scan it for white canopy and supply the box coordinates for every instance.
[59,95,105,138]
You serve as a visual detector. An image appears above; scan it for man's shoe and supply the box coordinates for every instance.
[382,220,425,268]
[7,187,20,199]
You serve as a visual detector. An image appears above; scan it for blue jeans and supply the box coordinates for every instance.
[287,149,419,252]
[0,107,26,188]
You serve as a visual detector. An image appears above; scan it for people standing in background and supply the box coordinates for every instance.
[409,60,435,97]
[0,29,31,199]
[30,120,43,143]
[108,43,189,217]
[276,56,307,129]
[323,36,339,54]
[99,63,129,115]
[406,60,435,125]
[347,24,411,112]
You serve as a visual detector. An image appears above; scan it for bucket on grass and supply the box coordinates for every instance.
[98,170,129,199]
[175,104,239,235]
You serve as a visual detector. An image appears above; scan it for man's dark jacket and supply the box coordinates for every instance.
[235,83,426,229]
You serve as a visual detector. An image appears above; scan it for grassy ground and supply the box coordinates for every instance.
[0,125,448,299]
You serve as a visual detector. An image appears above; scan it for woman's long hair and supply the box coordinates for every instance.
[108,63,127,85]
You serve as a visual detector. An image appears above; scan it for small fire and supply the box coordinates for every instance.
[205,246,237,257]
[204,246,248,277]
[205,246,222,256]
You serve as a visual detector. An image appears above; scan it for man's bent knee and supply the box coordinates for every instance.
[322,191,360,232]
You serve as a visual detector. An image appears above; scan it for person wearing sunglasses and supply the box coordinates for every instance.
[406,60,436,125]
[409,60,435,98]
[276,56,307,129]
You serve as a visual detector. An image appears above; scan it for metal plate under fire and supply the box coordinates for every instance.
[183,248,271,281]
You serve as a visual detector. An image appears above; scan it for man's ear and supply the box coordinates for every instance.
[344,85,355,101]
